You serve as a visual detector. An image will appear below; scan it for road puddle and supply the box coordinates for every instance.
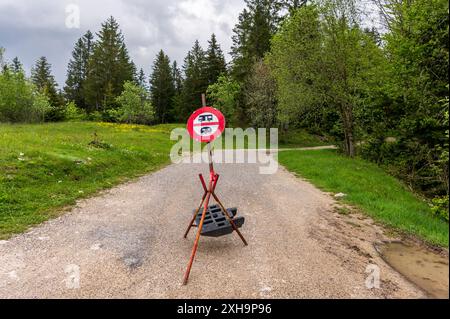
[377,242,449,298]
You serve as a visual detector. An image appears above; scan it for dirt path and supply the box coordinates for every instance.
[278,145,338,151]
[0,151,424,298]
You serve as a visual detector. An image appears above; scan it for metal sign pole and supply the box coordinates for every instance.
[203,94,215,180]
[183,94,211,285]
[182,94,248,285]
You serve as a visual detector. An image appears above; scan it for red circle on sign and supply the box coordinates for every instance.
[187,107,226,143]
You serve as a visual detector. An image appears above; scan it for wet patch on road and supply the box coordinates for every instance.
[376,242,449,299]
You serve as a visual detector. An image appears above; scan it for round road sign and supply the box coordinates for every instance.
[187,107,225,143]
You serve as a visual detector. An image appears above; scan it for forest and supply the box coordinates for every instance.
[0,0,448,220]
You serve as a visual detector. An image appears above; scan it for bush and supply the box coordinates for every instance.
[0,68,52,123]
[44,100,67,122]
[103,108,123,123]
[84,111,103,122]
[430,196,449,222]
[115,81,154,125]
[64,101,86,121]
[32,91,52,122]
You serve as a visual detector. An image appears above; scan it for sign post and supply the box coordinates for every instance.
[182,94,248,285]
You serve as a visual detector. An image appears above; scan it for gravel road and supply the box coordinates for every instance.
[0,150,425,298]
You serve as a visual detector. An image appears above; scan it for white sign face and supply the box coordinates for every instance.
[193,112,220,137]
[187,106,225,143]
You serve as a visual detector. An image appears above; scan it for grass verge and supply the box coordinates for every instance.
[0,121,178,239]
[278,149,448,247]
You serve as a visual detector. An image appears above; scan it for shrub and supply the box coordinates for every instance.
[0,68,52,123]
[115,81,154,125]
[103,108,123,123]
[31,91,52,122]
[64,101,86,121]
[84,111,103,122]
[430,196,449,222]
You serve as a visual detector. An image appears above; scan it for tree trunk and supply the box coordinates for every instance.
[340,104,355,157]
[346,127,355,157]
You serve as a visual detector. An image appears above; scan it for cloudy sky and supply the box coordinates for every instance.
[0,0,246,86]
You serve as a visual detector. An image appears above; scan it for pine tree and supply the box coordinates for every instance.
[279,0,307,15]
[31,57,59,102]
[84,17,135,112]
[64,30,94,110]
[171,60,184,122]
[137,68,147,90]
[11,57,23,73]
[172,61,183,94]
[205,34,227,86]
[149,50,175,123]
[231,0,281,82]
[180,40,208,119]
[130,60,138,85]
[31,56,65,121]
